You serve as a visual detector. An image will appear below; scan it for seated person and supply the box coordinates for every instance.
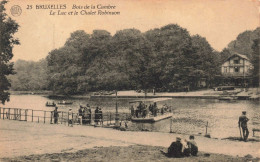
[187,135,198,156]
[167,137,183,158]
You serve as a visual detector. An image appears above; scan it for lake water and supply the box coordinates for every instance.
[1,95,259,139]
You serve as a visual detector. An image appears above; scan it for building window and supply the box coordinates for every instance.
[234,59,239,64]
[224,67,228,73]
[234,67,239,72]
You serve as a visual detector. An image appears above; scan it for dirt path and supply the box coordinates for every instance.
[0,120,259,158]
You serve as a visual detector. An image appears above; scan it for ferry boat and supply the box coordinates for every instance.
[129,98,173,123]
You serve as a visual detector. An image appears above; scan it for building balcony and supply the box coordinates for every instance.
[221,72,252,77]
[224,63,244,67]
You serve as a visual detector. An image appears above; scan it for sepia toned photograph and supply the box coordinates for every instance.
[0,0,259,161]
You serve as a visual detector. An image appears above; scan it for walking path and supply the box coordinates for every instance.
[0,120,259,158]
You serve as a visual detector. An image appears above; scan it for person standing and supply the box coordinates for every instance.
[53,107,59,124]
[68,108,73,127]
[238,111,250,141]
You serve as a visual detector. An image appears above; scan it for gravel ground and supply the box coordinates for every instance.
[1,145,259,162]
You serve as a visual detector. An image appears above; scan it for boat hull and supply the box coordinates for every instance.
[131,113,172,123]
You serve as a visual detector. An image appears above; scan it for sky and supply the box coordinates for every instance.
[4,0,260,61]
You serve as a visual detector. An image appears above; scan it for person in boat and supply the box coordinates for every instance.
[153,102,158,117]
[68,108,73,127]
[53,107,59,124]
[238,111,250,141]
[167,137,183,158]
[130,105,135,117]
[149,104,153,114]
[142,105,148,118]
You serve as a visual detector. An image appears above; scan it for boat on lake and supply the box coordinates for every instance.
[57,100,73,105]
[129,98,173,123]
[45,102,56,107]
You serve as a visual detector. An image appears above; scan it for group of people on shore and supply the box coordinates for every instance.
[131,102,171,118]
[51,104,104,126]
[78,104,92,125]
[165,135,198,158]
[78,104,104,125]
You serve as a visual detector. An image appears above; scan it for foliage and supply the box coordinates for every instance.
[251,38,260,87]
[8,59,48,91]
[0,0,19,104]
[227,27,260,59]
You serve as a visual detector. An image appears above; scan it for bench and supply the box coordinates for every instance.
[252,128,260,137]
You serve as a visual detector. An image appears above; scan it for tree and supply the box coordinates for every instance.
[251,38,260,87]
[0,0,19,104]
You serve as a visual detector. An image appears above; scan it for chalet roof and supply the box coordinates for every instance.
[224,52,249,62]
[233,52,249,60]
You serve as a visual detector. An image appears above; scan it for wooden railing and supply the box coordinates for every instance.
[0,107,131,127]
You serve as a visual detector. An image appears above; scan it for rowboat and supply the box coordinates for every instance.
[129,98,173,123]
[57,101,73,105]
[45,102,56,107]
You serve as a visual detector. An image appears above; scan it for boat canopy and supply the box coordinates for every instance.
[129,98,172,104]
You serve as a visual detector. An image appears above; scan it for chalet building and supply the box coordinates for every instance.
[220,53,253,86]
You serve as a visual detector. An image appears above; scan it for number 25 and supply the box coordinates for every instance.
[26,5,32,9]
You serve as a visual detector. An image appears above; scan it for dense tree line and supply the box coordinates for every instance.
[0,1,19,104]
[9,25,259,95]
[46,24,221,95]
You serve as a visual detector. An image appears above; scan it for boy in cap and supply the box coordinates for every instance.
[238,111,249,141]
[167,137,183,158]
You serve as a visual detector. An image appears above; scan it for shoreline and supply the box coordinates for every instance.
[9,88,259,100]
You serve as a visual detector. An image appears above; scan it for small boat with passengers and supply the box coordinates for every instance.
[129,98,173,123]
[57,100,73,105]
[45,102,56,107]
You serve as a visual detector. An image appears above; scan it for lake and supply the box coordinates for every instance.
[1,95,259,139]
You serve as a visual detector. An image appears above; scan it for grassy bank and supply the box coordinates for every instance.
[1,145,259,162]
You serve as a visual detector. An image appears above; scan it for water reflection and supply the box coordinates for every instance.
[0,95,259,138]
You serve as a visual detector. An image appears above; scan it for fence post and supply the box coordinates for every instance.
[50,112,53,124]
[8,108,10,119]
[44,111,46,123]
[72,113,74,126]
[68,112,69,126]
[61,112,63,124]
[110,112,111,124]
[2,108,4,119]
[32,110,34,122]
[19,109,21,120]
[206,121,208,135]
[25,109,28,121]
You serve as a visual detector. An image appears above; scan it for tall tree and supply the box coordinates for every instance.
[251,38,260,87]
[0,0,19,104]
